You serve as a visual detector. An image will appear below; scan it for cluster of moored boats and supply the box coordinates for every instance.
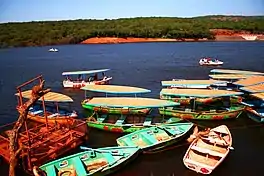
[1,68,264,175]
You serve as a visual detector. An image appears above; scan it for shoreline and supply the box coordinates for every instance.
[81,35,264,45]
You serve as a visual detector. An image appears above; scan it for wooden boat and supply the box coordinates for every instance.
[160,88,242,106]
[210,69,264,75]
[183,125,233,174]
[85,97,180,133]
[233,75,264,87]
[62,69,112,88]
[209,74,249,82]
[161,79,228,89]
[81,85,152,115]
[159,89,244,120]
[116,123,193,152]
[33,146,140,176]
[199,58,223,66]
[15,90,77,124]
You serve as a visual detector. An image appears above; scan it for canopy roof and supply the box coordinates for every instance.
[209,74,249,80]
[240,84,264,93]
[161,80,227,87]
[81,85,151,94]
[251,92,264,100]
[210,69,264,75]
[160,88,243,98]
[62,69,110,76]
[85,97,179,108]
[233,76,264,87]
[15,90,73,102]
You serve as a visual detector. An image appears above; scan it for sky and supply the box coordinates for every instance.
[0,0,263,23]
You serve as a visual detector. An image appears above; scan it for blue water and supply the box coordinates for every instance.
[0,42,264,175]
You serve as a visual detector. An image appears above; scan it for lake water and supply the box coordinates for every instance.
[0,42,264,176]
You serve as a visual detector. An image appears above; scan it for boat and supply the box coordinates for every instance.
[210,69,264,76]
[81,85,152,115]
[199,58,223,66]
[233,75,264,87]
[183,125,233,174]
[159,88,244,120]
[161,79,228,89]
[62,69,112,88]
[238,83,264,123]
[240,34,258,41]
[0,75,88,173]
[160,89,242,106]
[85,97,181,133]
[209,74,249,82]
[33,146,140,176]
[15,90,77,124]
[116,123,193,152]
[48,48,58,52]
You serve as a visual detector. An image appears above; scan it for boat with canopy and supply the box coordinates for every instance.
[161,80,228,89]
[15,90,77,124]
[33,146,140,176]
[81,85,152,115]
[85,97,181,133]
[238,83,264,123]
[210,69,264,75]
[159,89,244,120]
[183,125,233,175]
[62,69,112,88]
[116,123,193,152]
[160,88,243,106]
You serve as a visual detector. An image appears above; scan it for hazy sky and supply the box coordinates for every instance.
[0,0,263,23]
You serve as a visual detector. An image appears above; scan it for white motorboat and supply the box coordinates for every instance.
[199,58,223,66]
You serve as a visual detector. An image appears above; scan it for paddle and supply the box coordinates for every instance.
[205,134,234,150]
[80,146,125,156]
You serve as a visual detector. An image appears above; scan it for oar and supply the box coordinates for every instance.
[80,146,125,156]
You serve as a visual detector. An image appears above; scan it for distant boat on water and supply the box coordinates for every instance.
[240,35,258,41]
[48,48,58,52]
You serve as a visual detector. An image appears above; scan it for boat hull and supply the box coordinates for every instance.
[82,102,151,115]
[183,125,232,174]
[160,95,242,106]
[63,77,112,88]
[36,146,140,176]
[116,123,194,152]
[245,107,264,123]
[159,106,244,120]
[87,117,182,133]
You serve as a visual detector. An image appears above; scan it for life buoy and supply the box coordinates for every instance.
[87,116,97,122]
[58,167,77,176]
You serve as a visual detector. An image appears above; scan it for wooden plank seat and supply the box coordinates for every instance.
[97,114,107,123]
[185,158,215,170]
[191,145,225,157]
[115,115,126,125]
[143,117,152,126]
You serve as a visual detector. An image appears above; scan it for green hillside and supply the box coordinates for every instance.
[0,15,264,48]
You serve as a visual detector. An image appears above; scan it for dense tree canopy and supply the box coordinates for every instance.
[0,15,264,48]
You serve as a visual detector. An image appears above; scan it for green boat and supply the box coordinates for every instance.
[116,123,193,152]
[33,146,140,176]
[81,85,152,115]
[159,88,245,120]
[85,97,180,133]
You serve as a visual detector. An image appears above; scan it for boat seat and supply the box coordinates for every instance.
[31,110,43,115]
[143,117,152,126]
[163,127,183,136]
[72,157,87,175]
[48,113,60,118]
[97,114,107,123]
[115,115,126,125]
[141,132,157,144]
[185,158,215,170]
[123,138,136,146]
[201,137,228,147]
[46,165,57,176]
[191,145,225,157]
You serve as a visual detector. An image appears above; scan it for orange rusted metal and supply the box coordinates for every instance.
[0,75,89,173]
